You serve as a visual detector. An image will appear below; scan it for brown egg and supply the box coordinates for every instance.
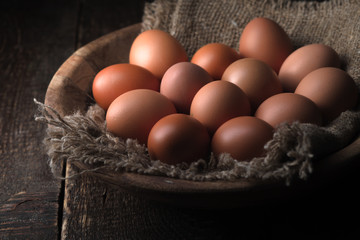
[160,62,213,114]
[279,44,341,92]
[239,17,293,73]
[222,58,282,111]
[129,29,188,79]
[212,116,274,161]
[92,63,160,110]
[191,43,241,79]
[190,80,251,135]
[106,89,176,144]
[148,114,210,165]
[255,93,322,128]
[295,67,358,123]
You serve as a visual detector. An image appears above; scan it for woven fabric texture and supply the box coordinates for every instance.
[36,0,360,185]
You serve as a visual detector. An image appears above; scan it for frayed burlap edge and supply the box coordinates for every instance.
[34,99,360,185]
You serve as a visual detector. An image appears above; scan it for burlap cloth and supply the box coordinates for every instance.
[36,0,360,185]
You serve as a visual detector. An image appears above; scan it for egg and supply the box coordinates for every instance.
[191,43,241,79]
[129,29,188,79]
[190,80,251,135]
[160,62,213,114]
[147,114,210,165]
[295,67,358,123]
[222,58,282,111]
[92,63,160,110]
[106,89,176,144]
[279,44,341,92]
[255,93,322,128]
[239,17,293,73]
[212,116,274,161]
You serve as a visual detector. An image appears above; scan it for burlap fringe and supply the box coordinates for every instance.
[34,99,360,185]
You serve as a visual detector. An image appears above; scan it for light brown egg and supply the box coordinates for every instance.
[129,29,188,79]
[295,67,358,123]
[239,17,293,73]
[148,114,210,165]
[222,58,282,112]
[212,116,274,161]
[92,63,160,110]
[191,43,241,80]
[255,93,322,128]
[190,80,251,135]
[279,44,341,92]
[106,89,177,144]
[160,62,213,114]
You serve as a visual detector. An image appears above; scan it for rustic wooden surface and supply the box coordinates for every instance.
[1,1,360,239]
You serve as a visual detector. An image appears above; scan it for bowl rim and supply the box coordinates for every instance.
[44,23,360,208]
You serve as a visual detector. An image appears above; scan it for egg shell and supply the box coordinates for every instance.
[129,29,188,79]
[212,116,274,161]
[295,67,358,123]
[148,113,210,165]
[92,63,160,110]
[239,17,293,73]
[191,43,241,80]
[222,58,282,112]
[278,44,341,92]
[255,92,322,128]
[106,89,177,144]
[160,62,213,114]
[190,80,251,135]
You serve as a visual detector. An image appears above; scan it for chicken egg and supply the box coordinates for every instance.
[212,116,274,161]
[279,44,341,92]
[190,80,251,135]
[148,114,210,165]
[160,62,213,114]
[255,92,322,128]
[129,29,188,79]
[191,43,241,79]
[222,58,282,111]
[106,89,176,144]
[239,17,293,73]
[92,63,159,110]
[295,67,358,123]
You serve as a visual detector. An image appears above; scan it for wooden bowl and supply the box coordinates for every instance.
[44,24,360,208]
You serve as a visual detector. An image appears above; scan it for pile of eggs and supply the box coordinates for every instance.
[92,17,358,165]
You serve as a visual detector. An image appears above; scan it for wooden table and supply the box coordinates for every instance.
[1,1,360,239]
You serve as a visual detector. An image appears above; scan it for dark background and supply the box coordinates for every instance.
[0,0,359,239]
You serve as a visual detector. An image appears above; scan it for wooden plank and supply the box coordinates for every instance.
[0,192,58,239]
[0,1,78,239]
[62,164,360,239]
[75,0,146,49]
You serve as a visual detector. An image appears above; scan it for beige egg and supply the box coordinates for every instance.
[148,113,210,165]
[222,58,282,112]
[190,80,251,135]
[279,44,341,92]
[295,67,358,123]
[239,17,293,73]
[212,116,274,162]
[191,43,241,80]
[160,62,213,114]
[255,93,322,128]
[129,29,188,79]
[106,89,177,144]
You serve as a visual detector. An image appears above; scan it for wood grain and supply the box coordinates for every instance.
[2,0,359,239]
[46,20,360,207]
[59,1,148,240]
[44,1,360,238]
[55,15,360,240]
[0,191,58,239]
[0,1,79,239]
